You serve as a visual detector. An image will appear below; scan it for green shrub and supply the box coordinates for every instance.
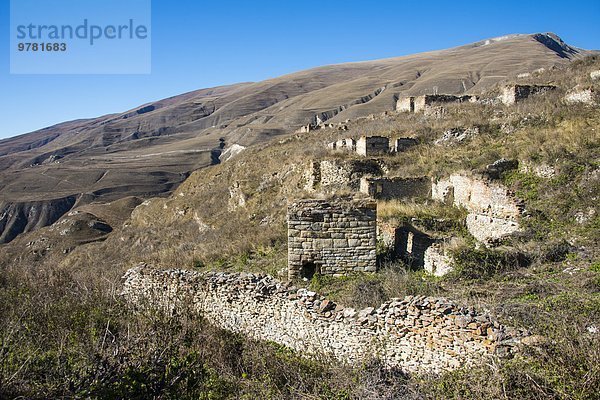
[448,247,530,280]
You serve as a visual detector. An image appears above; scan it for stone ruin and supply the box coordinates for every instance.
[356,136,390,156]
[304,159,384,193]
[122,265,527,374]
[564,86,597,106]
[378,222,435,268]
[394,137,419,152]
[327,135,418,156]
[499,84,556,105]
[396,94,478,113]
[432,174,524,245]
[287,199,377,280]
[360,176,431,200]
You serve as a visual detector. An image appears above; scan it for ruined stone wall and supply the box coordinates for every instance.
[304,159,383,192]
[393,137,418,152]
[499,85,556,105]
[360,176,431,200]
[413,96,428,113]
[424,243,454,276]
[356,136,389,156]
[432,174,523,244]
[396,97,414,112]
[122,266,525,374]
[564,86,597,105]
[335,138,356,151]
[288,200,377,279]
[398,95,477,113]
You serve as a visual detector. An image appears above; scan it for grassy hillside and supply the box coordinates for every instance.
[0,57,599,399]
[1,33,594,246]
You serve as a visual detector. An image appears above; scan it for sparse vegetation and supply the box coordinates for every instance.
[1,56,599,399]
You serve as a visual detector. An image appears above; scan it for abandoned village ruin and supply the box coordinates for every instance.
[121,77,584,374]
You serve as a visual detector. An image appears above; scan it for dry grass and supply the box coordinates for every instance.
[1,56,600,399]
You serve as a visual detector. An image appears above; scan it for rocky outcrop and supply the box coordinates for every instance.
[122,266,526,374]
[219,144,246,162]
[432,174,523,245]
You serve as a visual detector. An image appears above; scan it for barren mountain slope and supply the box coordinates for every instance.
[0,33,594,243]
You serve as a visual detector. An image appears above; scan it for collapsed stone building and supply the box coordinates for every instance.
[378,222,435,267]
[431,173,524,244]
[359,176,431,200]
[287,199,377,279]
[499,84,556,105]
[396,94,478,113]
[304,159,385,193]
[327,135,418,156]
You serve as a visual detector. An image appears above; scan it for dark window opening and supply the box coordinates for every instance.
[300,261,318,280]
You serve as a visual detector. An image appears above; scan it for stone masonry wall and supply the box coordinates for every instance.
[122,266,526,374]
[396,97,414,112]
[356,136,390,156]
[397,95,477,113]
[304,159,383,192]
[432,174,524,244]
[499,84,556,105]
[360,176,431,200]
[288,199,377,279]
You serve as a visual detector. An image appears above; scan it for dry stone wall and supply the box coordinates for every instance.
[122,265,525,374]
[288,199,377,279]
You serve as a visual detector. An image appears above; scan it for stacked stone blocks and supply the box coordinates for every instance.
[288,199,377,279]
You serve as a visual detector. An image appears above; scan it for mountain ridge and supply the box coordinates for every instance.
[0,32,596,243]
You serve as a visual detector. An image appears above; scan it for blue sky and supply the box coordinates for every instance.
[1,0,599,140]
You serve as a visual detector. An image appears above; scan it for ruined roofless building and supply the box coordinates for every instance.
[356,136,389,156]
[287,199,377,279]
[499,84,556,105]
[396,94,478,113]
